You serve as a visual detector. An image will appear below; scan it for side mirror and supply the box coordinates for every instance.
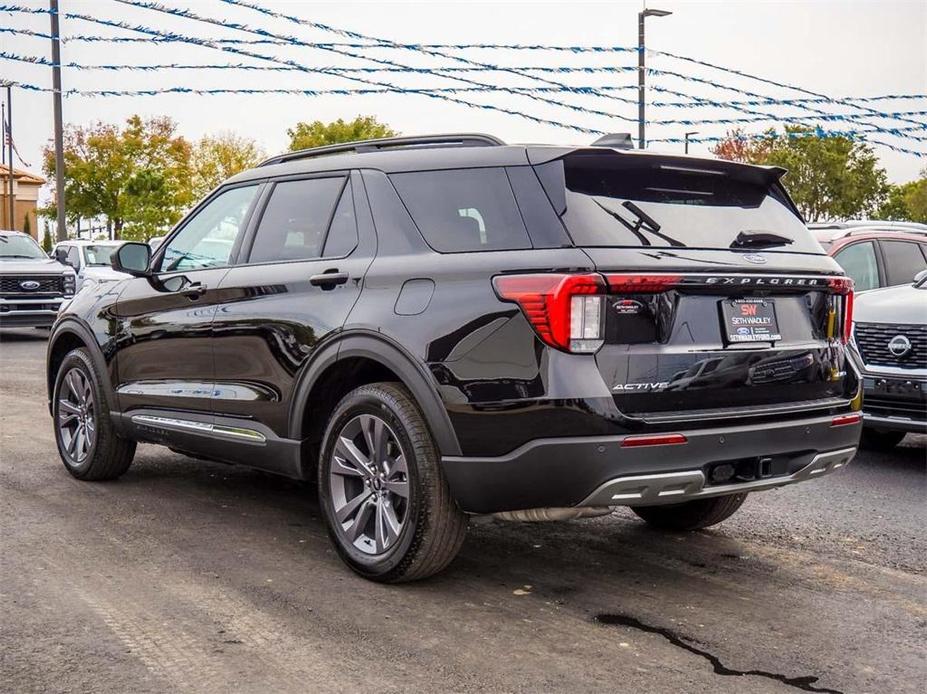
[112,242,151,277]
[54,247,71,266]
[914,269,927,286]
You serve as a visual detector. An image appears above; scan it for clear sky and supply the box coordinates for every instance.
[2,0,926,198]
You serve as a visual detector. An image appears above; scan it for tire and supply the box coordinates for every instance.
[318,382,467,583]
[53,347,136,481]
[631,492,748,531]
[860,428,906,451]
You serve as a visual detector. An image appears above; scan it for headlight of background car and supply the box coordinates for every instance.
[62,273,76,297]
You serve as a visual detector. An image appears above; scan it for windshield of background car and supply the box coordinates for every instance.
[0,234,46,259]
[83,245,117,266]
[554,153,822,253]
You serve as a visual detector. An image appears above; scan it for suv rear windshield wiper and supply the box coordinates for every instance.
[730,230,794,249]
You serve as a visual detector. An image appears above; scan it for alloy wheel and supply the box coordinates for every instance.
[329,414,410,555]
[58,367,96,464]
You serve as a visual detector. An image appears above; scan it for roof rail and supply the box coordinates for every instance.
[259,133,506,167]
[841,226,927,239]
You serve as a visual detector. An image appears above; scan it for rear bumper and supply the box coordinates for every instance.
[441,413,861,513]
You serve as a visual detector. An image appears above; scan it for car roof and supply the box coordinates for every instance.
[226,133,785,186]
[812,226,927,245]
[57,239,121,246]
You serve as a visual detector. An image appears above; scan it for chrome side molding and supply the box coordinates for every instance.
[131,415,267,444]
[579,447,857,508]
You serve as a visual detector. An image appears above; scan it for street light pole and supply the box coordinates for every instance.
[637,7,672,150]
[50,0,67,241]
[684,131,698,154]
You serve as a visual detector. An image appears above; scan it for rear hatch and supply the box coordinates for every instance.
[537,149,856,422]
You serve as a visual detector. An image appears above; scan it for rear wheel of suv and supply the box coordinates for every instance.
[318,382,468,583]
[860,428,906,451]
[631,493,748,531]
[53,348,136,480]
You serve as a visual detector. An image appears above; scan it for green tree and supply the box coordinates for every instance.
[191,132,265,199]
[42,115,193,240]
[712,126,889,222]
[286,115,398,151]
[41,221,52,253]
[877,172,927,223]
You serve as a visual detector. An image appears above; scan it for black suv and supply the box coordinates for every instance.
[47,134,862,582]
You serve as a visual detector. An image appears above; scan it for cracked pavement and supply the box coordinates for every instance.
[1,329,925,693]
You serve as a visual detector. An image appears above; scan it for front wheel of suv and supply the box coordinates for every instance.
[631,492,748,531]
[53,348,136,480]
[318,382,468,582]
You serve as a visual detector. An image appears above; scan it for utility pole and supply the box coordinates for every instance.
[50,0,67,241]
[5,83,12,232]
[637,7,672,150]
[1,99,6,229]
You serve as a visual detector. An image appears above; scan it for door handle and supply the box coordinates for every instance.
[182,281,207,299]
[309,270,349,289]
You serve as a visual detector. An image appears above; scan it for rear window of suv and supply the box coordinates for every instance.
[390,168,532,252]
[553,152,822,253]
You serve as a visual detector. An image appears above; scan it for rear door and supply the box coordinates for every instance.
[211,171,376,440]
[878,238,927,287]
[543,151,856,421]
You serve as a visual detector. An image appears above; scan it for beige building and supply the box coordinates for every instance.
[0,167,47,239]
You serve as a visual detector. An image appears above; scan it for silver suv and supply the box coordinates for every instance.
[0,231,75,328]
[851,271,927,448]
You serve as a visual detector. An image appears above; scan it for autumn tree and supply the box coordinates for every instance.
[191,132,265,199]
[42,115,193,240]
[287,115,398,151]
[712,126,889,222]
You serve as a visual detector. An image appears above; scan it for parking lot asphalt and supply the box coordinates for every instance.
[1,328,924,694]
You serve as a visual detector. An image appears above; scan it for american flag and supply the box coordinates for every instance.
[2,116,31,168]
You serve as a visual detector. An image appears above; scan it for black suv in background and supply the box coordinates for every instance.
[47,134,861,582]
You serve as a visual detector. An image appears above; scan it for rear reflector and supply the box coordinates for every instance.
[493,273,606,353]
[831,413,861,427]
[621,433,688,448]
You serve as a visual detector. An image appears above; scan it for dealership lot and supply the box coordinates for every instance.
[1,328,924,693]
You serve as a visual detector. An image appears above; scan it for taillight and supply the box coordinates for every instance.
[827,277,855,343]
[831,413,861,427]
[605,274,682,293]
[492,273,606,353]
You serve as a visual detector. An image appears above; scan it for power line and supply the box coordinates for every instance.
[51,5,609,135]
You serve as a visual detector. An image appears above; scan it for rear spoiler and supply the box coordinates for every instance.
[526,147,802,222]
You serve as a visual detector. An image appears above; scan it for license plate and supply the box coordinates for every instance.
[721,299,781,343]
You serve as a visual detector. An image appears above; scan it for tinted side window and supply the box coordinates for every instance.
[322,184,358,257]
[66,246,80,268]
[249,177,345,263]
[390,168,531,252]
[880,240,927,286]
[161,185,258,272]
[833,241,879,291]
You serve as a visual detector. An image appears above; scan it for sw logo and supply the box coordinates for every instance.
[740,303,759,316]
